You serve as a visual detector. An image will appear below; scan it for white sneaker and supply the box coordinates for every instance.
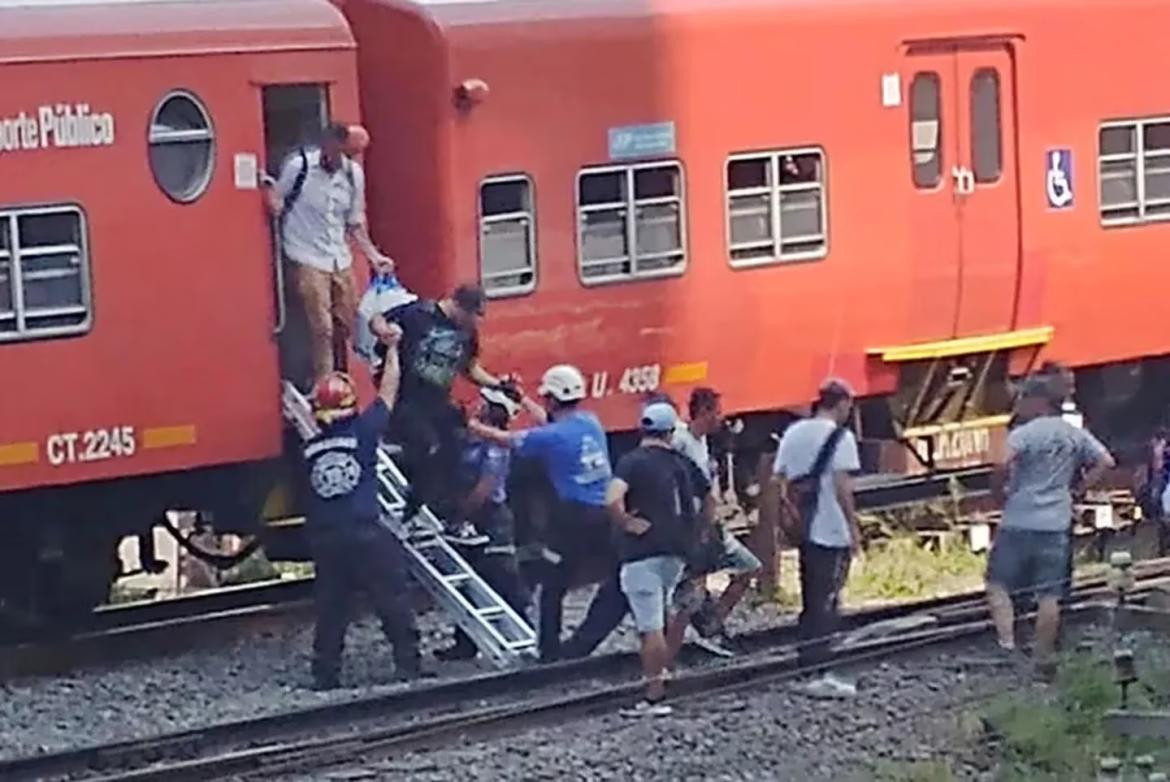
[443,522,489,547]
[795,673,857,699]
[691,630,735,658]
[620,700,674,717]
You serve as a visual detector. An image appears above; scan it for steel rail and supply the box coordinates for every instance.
[3,561,1167,782]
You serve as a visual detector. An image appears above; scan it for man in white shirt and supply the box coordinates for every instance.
[264,122,393,380]
[772,378,861,698]
[672,388,763,657]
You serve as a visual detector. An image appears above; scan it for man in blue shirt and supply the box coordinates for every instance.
[471,364,612,660]
[436,387,532,661]
[303,323,421,690]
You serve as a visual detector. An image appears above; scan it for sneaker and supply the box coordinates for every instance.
[435,643,478,662]
[442,521,489,547]
[795,673,857,699]
[691,631,736,659]
[1033,656,1058,681]
[310,674,340,691]
[393,663,437,682]
[620,700,674,718]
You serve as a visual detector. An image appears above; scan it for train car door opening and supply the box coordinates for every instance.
[261,84,330,386]
[905,44,1021,339]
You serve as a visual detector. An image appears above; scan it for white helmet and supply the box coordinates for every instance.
[538,364,587,403]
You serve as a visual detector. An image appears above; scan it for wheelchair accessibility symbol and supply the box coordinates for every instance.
[1046,149,1074,209]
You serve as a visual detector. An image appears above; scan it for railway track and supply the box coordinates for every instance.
[0,579,314,680]
[4,558,1168,782]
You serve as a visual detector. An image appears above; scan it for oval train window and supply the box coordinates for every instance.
[148,91,215,203]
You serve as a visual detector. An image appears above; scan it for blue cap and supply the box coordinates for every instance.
[640,402,678,433]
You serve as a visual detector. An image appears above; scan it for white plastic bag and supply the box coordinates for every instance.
[354,273,417,366]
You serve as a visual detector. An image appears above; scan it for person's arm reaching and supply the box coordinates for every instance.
[466,360,501,389]
[349,221,394,273]
[375,322,403,411]
[1078,431,1116,495]
[343,163,392,272]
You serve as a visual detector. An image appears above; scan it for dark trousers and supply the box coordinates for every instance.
[798,542,852,669]
[539,500,611,660]
[390,397,464,519]
[310,524,420,680]
[561,571,628,659]
[450,504,532,653]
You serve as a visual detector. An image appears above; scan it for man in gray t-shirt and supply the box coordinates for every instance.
[986,374,1114,667]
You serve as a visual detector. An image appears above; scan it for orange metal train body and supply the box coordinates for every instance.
[3,0,1169,614]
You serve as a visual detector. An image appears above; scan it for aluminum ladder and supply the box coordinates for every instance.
[281,381,539,669]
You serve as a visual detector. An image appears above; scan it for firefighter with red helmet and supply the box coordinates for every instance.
[303,323,422,689]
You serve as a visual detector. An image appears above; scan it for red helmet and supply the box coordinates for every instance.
[311,372,358,424]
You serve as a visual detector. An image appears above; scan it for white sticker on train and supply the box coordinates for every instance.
[46,427,136,466]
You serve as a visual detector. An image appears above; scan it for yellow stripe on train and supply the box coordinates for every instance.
[142,425,197,449]
[0,441,38,466]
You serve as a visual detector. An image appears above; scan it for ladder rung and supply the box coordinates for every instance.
[476,606,505,618]
[443,573,472,585]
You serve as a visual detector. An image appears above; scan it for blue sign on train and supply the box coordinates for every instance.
[608,122,676,160]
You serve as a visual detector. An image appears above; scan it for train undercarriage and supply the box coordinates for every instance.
[5,340,1170,630]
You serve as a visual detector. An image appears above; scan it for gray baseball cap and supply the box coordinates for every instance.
[640,402,678,433]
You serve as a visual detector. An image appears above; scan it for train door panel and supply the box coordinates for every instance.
[953,48,1021,337]
[905,46,1021,340]
[906,56,961,342]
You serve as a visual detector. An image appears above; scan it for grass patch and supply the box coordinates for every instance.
[982,651,1170,781]
[870,759,957,782]
[845,534,986,604]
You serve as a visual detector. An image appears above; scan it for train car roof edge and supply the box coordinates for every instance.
[0,0,355,65]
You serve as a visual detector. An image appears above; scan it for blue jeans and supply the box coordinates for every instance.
[986,528,1070,600]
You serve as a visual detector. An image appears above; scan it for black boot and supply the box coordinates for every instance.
[310,661,340,691]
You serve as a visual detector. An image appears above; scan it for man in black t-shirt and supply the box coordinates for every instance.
[370,283,508,538]
[607,402,700,717]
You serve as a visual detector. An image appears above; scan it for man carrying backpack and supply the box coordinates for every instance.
[264,122,393,381]
[772,378,862,698]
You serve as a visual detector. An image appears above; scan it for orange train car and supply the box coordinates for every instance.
[342,0,1170,470]
[5,0,1170,620]
[0,0,361,616]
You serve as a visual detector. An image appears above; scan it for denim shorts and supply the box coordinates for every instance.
[986,527,1070,599]
[620,555,686,633]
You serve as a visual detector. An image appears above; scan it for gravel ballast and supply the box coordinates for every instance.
[0,583,784,761]
[284,638,1036,782]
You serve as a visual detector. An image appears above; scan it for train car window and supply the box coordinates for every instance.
[0,205,91,342]
[1144,122,1170,218]
[148,90,215,203]
[1099,119,1170,225]
[726,148,827,268]
[970,69,1002,183]
[479,175,536,297]
[910,73,942,188]
[577,162,686,284]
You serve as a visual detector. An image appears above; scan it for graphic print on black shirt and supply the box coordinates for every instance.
[613,444,698,563]
[383,300,478,404]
